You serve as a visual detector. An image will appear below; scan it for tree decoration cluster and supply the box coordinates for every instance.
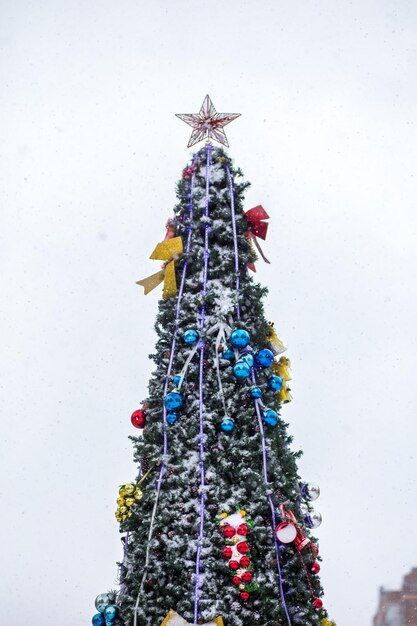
[91,97,336,626]
[92,592,119,626]
[114,483,143,524]
[217,508,258,602]
[220,326,287,430]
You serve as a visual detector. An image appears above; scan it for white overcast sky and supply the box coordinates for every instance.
[1,1,417,625]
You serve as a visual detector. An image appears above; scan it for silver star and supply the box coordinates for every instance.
[176,95,241,148]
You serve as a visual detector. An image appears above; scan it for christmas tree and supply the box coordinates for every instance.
[91,96,332,626]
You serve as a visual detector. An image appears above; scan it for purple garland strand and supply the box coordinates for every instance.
[131,151,201,618]
[153,151,200,523]
[118,530,130,599]
[226,164,241,321]
[162,149,200,450]
[193,143,212,623]
[227,164,292,624]
[251,372,292,626]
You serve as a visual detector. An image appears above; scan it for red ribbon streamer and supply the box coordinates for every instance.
[244,205,270,272]
[279,504,310,552]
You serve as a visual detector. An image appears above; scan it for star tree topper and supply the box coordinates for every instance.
[176,95,241,148]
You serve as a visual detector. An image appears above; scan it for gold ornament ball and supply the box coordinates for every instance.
[125,497,135,507]
[134,488,144,501]
[239,584,245,591]
[120,506,128,515]
[232,536,239,544]
[124,483,135,496]
[119,486,127,496]
[117,497,125,507]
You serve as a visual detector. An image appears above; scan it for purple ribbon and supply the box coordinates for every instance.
[118,530,130,601]
[251,370,292,626]
[193,143,212,623]
[227,162,291,624]
[132,150,202,621]
[156,149,201,535]
[226,164,241,321]
[162,149,201,451]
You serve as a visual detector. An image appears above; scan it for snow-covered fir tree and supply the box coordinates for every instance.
[91,100,331,626]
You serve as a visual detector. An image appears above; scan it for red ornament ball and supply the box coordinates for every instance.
[228,560,239,571]
[313,598,323,610]
[223,525,236,538]
[232,576,241,586]
[241,571,252,583]
[223,547,233,559]
[240,556,250,567]
[237,542,249,555]
[240,591,250,601]
[311,561,321,574]
[131,409,146,429]
[237,524,248,536]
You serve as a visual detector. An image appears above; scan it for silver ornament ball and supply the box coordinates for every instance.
[302,482,320,501]
[95,593,115,614]
[305,511,323,529]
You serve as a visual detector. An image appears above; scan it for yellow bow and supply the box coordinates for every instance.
[136,237,183,300]
[267,322,286,355]
[160,610,223,626]
[272,356,292,382]
[271,356,293,403]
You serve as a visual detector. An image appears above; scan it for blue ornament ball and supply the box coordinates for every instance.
[173,374,182,387]
[232,360,251,379]
[263,409,279,426]
[220,417,235,432]
[241,353,254,368]
[230,328,251,348]
[166,412,178,425]
[268,375,283,391]
[164,392,184,411]
[183,328,200,345]
[222,348,235,361]
[92,614,105,626]
[104,605,118,622]
[255,348,274,368]
[250,385,262,399]
[95,593,114,613]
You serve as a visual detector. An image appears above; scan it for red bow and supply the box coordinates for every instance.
[279,504,310,552]
[182,164,197,180]
[244,205,270,272]
[164,219,175,240]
